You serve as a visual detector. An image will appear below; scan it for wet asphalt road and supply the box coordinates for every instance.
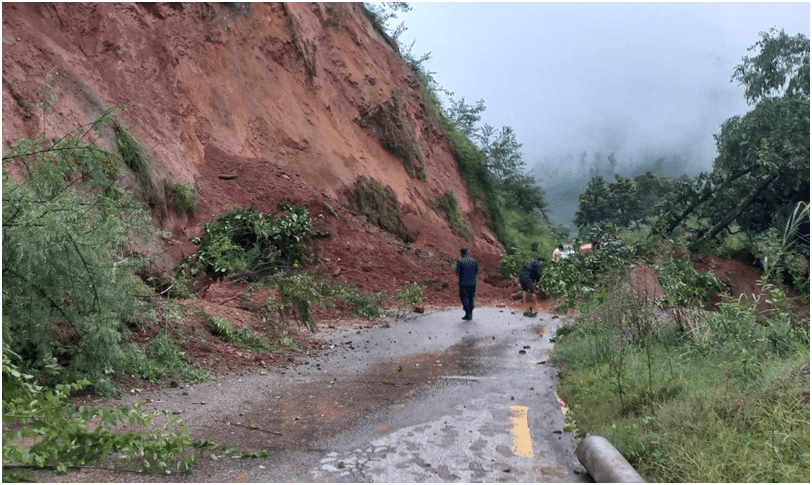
[117,307,589,482]
[302,307,588,483]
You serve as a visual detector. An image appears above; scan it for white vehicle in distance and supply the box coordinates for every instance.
[560,244,575,260]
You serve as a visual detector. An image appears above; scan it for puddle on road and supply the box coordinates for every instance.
[207,348,470,454]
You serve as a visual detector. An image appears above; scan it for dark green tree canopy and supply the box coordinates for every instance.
[679,29,810,250]
[574,171,684,236]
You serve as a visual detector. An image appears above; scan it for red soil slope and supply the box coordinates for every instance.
[2,2,513,308]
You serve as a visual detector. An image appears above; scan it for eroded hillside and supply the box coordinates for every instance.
[2,2,513,306]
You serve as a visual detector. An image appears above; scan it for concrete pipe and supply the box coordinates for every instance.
[576,435,646,483]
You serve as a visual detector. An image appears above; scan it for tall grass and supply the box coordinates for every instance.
[346,177,414,242]
[553,286,810,482]
[433,190,471,240]
[115,123,153,191]
[169,182,198,215]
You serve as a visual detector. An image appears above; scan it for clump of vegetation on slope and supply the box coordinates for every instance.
[182,202,312,282]
[552,274,809,482]
[345,176,416,242]
[433,189,471,240]
[168,181,198,215]
[2,116,160,391]
[358,90,427,180]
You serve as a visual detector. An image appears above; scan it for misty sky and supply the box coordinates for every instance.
[396,2,810,185]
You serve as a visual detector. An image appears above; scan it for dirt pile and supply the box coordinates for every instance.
[629,264,666,301]
[2,3,510,307]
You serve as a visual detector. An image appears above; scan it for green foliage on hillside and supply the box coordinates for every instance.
[115,123,153,191]
[550,210,809,482]
[2,133,156,387]
[440,97,555,254]
[663,29,809,256]
[169,182,198,215]
[346,177,415,242]
[574,172,687,237]
[189,204,312,280]
[358,90,427,180]
[553,282,809,482]
[362,2,554,254]
[0,124,217,478]
[433,190,471,240]
[394,281,424,317]
[2,350,199,477]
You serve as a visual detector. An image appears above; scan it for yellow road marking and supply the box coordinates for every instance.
[510,405,534,457]
[554,391,570,415]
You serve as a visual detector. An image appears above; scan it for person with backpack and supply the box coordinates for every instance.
[519,257,545,306]
[455,247,480,320]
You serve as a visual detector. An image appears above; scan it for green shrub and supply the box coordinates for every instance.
[169,265,198,299]
[265,272,326,332]
[192,204,311,280]
[498,247,538,278]
[322,201,339,218]
[540,256,598,306]
[204,314,269,352]
[169,182,198,215]
[553,280,810,483]
[394,281,424,317]
[325,283,386,319]
[657,257,727,309]
[121,329,209,386]
[3,135,154,383]
[2,347,198,477]
[346,177,414,242]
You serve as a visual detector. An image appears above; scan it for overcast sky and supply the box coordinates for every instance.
[396,2,810,183]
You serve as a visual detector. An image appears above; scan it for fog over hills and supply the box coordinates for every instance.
[397,2,810,231]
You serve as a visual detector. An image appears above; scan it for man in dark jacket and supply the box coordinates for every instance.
[455,247,480,320]
[519,257,545,306]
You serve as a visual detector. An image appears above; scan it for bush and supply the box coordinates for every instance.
[553,278,810,482]
[3,347,198,477]
[657,257,727,309]
[121,329,209,386]
[264,272,326,332]
[539,256,597,306]
[498,247,541,278]
[3,135,154,383]
[115,123,153,191]
[394,281,424,316]
[191,204,312,280]
[204,313,269,352]
[324,282,386,319]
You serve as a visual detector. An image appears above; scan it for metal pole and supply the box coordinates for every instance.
[576,435,646,483]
